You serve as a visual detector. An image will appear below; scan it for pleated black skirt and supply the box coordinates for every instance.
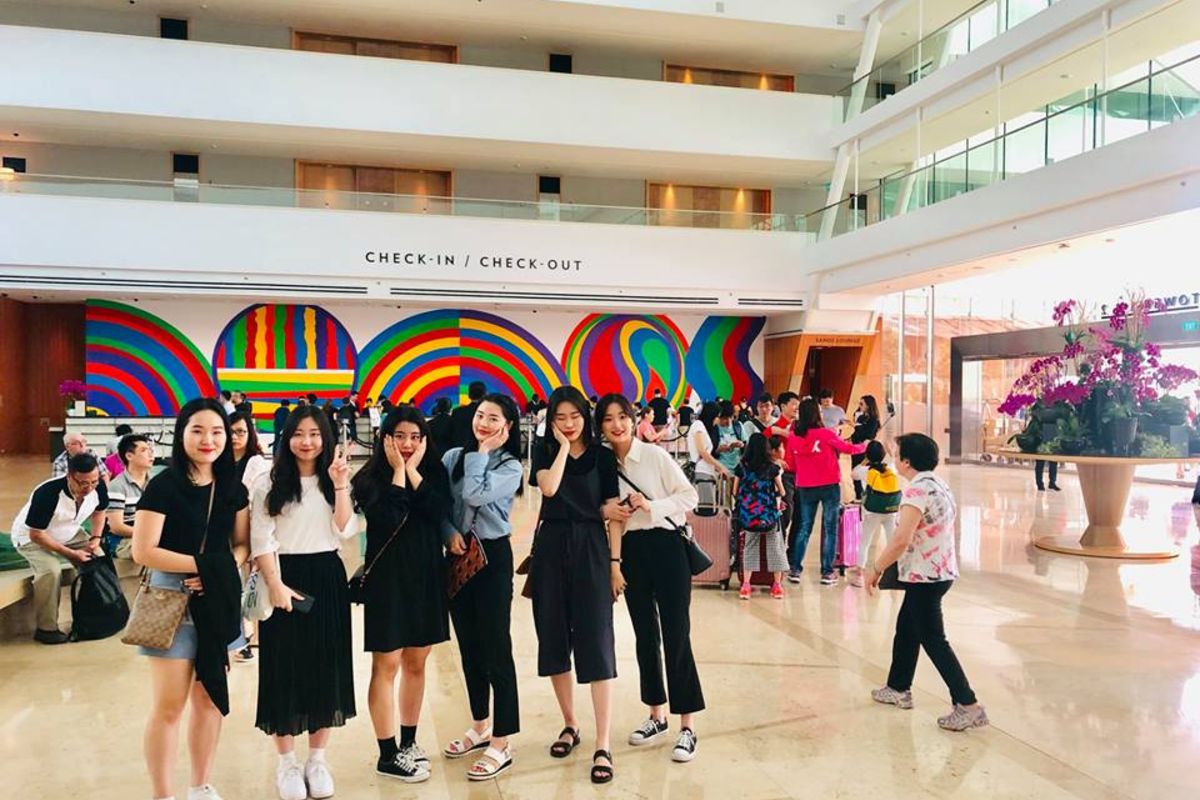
[255,551,356,736]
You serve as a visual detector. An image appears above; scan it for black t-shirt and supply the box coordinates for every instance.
[273,406,291,431]
[648,397,671,426]
[529,442,619,522]
[450,402,479,450]
[678,406,695,426]
[24,477,109,529]
[138,469,249,556]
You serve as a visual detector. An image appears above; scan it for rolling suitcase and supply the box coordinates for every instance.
[688,508,732,589]
[836,504,862,571]
[737,529,775,587]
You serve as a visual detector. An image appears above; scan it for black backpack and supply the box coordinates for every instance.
[69,555,130,641]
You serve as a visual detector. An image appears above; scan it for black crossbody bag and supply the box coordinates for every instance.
[616,471,713,576]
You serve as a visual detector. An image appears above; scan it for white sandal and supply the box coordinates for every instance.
[467,746,512,781]
[443,727,492,759]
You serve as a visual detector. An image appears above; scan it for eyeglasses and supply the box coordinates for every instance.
[230,429,249,437]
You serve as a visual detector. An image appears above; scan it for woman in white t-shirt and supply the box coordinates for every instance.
[687,402,729,481]
[865,433,988,733]
[252,406,359,800]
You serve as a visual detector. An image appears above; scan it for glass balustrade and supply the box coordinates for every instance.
[0,175,810,234]
[838,0,1059,122]
[813,53,1200,239]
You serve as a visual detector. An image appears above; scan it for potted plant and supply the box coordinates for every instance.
[58,379,87,417]
[1055,409,1085,455]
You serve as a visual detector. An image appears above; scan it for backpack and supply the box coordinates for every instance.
[863,466,903,514]
[69,554,130,641]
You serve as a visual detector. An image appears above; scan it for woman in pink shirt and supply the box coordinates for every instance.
[636,407,661,443]
[784,399,866,585]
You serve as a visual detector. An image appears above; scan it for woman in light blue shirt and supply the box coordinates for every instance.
[439,393,525,781]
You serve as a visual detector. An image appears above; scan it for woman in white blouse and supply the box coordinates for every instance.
[597,394,705,765]
[251,406,358,800]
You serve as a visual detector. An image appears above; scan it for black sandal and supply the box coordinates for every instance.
[549,726,580,758]
[590,750,614,784]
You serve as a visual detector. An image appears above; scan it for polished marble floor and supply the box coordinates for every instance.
[2,455,1199,799]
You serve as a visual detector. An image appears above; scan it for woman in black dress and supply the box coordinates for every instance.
[529,386,625,785]
[351,405,451,784]
[850,395,881,499]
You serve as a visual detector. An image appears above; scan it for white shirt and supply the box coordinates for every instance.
[250,474,358,558]
[241,454,271,492]
[612,438,699,531]
[12,477,105,547]
[687,424,717,478]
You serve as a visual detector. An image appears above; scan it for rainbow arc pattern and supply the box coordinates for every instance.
[562,314,689,405]
[357,310,566,413]
[83,302,765,420]
[212,304,357,427]
[684,316,765,402]
[85,300,215,417]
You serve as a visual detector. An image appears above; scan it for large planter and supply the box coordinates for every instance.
[1142,423,1190,458]
[66,400,86,417]
[1013,431,1041,453]
[1108,417,1139,456]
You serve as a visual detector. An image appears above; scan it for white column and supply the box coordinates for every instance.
[820,10,884,240]
[925,285,935,436]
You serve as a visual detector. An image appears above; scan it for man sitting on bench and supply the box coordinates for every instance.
[12,452,108,644]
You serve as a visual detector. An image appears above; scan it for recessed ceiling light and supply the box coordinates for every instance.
[1105,237,1116,243]
[1060,73,1071,79]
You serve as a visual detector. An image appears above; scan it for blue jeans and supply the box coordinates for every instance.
[793,484,841,575]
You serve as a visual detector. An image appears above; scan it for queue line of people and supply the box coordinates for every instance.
[11,383,988,800]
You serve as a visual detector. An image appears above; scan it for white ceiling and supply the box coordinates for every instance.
[2,0,865,75]
[853,205,1200,297]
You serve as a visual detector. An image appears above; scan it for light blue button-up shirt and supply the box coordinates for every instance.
[440,447,524,541]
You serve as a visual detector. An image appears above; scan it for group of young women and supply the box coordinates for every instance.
[129,386,705,800]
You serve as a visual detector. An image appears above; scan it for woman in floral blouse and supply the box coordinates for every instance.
[865,433,989,733]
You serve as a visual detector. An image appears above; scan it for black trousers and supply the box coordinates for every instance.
[449,537,520,737]
[1035,460,1058,488]
[621,530,705,715]
[851,453,866,499]
[886,581,977,706]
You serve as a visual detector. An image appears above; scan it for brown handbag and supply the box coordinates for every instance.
[515,519,541,599]
[121,483,214,650]
[446,531,488,599]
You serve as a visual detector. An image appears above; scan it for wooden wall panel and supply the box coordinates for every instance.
[0,298,29,454]
[764,335,804,395]
[22,303,85,455]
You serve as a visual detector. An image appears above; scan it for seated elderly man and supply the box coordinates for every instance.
[51,431,110,482]
[13,452,109,644]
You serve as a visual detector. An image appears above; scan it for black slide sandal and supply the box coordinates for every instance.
[591,750,614,784]
[550,727,580,758]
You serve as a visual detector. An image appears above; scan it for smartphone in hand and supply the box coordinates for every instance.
[291,594,315,614]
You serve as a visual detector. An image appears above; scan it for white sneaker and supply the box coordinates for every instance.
[672,728,698,762]
[276,762,307,800]
[187,787,223,800]
[305,759,335,799]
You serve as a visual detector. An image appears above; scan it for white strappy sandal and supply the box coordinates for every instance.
[467,746,513,781]
[443,727,492,759]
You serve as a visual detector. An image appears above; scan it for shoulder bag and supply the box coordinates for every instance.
[348,510,409,605]
[616,470,713,577]
[122,482,214,650]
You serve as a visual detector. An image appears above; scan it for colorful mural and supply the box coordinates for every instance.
[212,304,357,429]
[357,310,566,413]
[561,314,689,405]
[83,302,765,420]
[85,300,216,416]
[684,316,766,403]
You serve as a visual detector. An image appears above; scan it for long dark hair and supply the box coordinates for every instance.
[228,409,262,459]
[170,398,237,495]
[267,405,335,516]
[452,393,523,495]
[859,395,881,423]
[865,440,888,474]
[793,398,824,437]
[740,432,774,477]
[539,385,594,460]
[697,401,721,456]
[352,405,440,512]
[594,393,636,442]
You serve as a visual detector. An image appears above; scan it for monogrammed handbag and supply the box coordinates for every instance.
[121,483,214,650]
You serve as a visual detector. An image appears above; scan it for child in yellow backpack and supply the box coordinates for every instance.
[850,441,901,587]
